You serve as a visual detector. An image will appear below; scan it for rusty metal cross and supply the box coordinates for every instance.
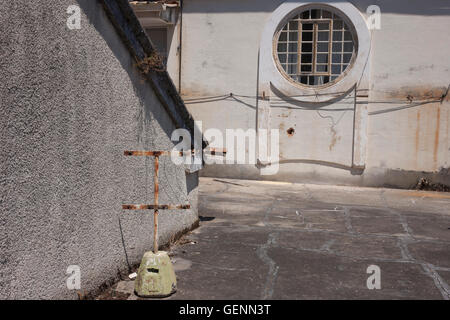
[122,148,226,254]
[122,150,193,253]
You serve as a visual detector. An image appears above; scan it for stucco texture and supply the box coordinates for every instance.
[0,0,198,299]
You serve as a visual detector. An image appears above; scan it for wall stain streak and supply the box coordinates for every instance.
[415,110,420,168]
[329,126,341,151]
[383,86,448,101]
[433,106,440,168]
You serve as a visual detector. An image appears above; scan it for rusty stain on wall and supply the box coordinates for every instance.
[383,86,449,102]
[329,126,341,151]
[415,110,421,168]
[415,110,421,153]
[371,83,448,173]
[433,106,440,167]
[399,190,450,199]
[287,127,295,136]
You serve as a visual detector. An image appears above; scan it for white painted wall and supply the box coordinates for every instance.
[168,0,450,187]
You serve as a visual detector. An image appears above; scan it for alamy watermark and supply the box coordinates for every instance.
[170,121,280,175]
[366,5,381,30]
[366,265,381,289]
[67,5,81,30]
[66,265,81,290]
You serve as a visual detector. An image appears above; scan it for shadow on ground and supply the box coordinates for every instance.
[97,177,450,300]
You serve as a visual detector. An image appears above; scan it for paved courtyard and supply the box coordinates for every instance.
[107,177,450,300]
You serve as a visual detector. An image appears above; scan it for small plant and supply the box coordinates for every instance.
[136,51,165,74]
[415,177,450,192]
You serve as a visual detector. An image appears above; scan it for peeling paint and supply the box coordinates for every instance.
[382,86,449,103]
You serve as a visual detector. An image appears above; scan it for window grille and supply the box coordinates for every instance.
[276,8,356,86]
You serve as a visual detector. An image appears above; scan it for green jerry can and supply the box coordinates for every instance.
[134,251,177,297]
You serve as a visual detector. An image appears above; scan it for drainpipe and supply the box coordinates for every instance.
[178,0,183,94]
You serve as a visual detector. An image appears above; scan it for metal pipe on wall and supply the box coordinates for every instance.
[178,0,183,94]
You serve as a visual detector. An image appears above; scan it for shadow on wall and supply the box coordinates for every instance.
[76,0,199,182]
[182,0,450,15]
[259,158,364,175]
[75,0,201,179]
[270,83,356,110]
[75,0,199,257]
[76,0,176,147]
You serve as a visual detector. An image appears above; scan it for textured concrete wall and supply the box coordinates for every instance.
[0,0,198,299]
[179,0,450,188]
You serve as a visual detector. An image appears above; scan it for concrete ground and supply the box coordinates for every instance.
[103,177,450,300]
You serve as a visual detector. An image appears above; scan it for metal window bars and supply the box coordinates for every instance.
[276,8,355,86]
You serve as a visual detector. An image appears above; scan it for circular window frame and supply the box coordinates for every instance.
[259,1,371,103]
[272,4,359,89]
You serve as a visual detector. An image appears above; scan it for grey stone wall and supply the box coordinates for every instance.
[0,0,198,299]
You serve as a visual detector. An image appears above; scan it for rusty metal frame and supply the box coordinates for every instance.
[122,148,226,253]
[204,147,227,156]
[122,150,192,253]
[124,150,194,157]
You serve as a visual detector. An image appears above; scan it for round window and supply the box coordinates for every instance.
[275,7,357,87]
